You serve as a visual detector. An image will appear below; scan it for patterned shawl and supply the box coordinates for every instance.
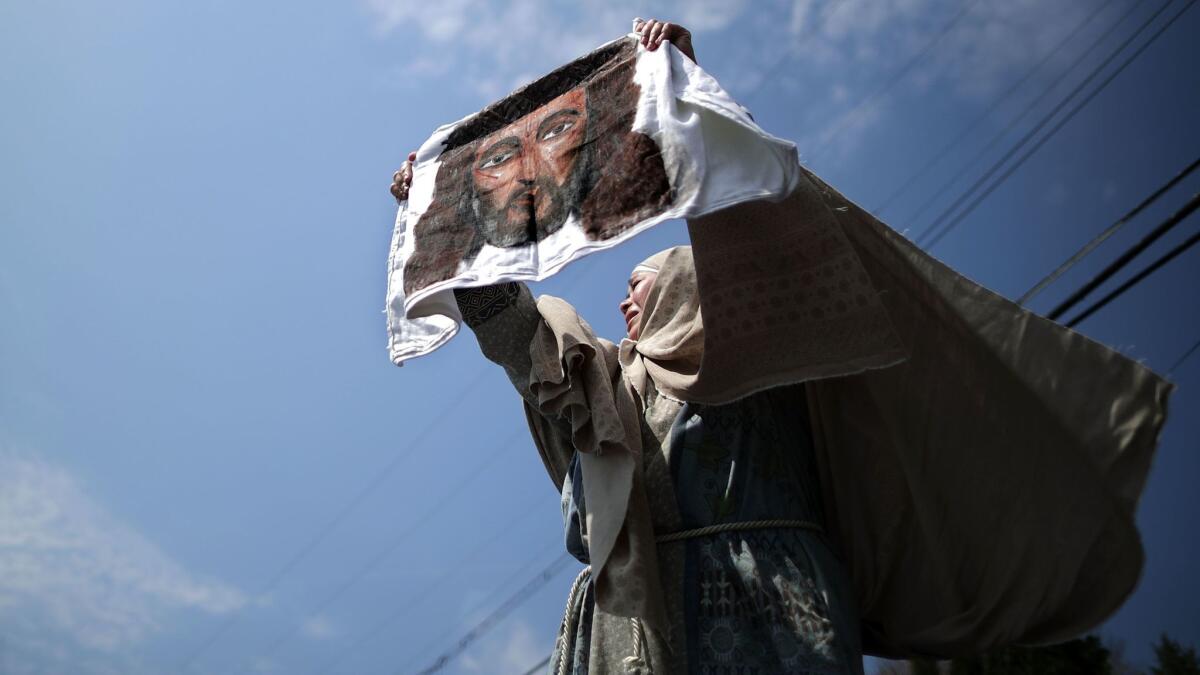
[522,165,1171,657]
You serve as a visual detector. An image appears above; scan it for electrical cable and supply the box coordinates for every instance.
[412,553,575,675]
[520,654,553,675]
[402,539,564,672]
[1049,192,1200,321]
[312,494,553,675]
[871,0,1118,217]
[741,0,848,105]
[233,428,528,674]
[1167,336,1200,376]
[1021,155,1200,305]
[897,0,1147,230]
[177,367,491,672]
[180,249,604,670]
[919,0,1196,249]
[804,0,979,164]
[1065,221,1200,328]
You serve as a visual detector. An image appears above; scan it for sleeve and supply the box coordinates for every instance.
[454,283,576,486]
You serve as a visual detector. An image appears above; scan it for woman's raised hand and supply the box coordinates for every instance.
[633,18,696,63]
[390,151,417,204]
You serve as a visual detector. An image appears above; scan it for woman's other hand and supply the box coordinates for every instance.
[634,18,696,63]
[390,151,417,204]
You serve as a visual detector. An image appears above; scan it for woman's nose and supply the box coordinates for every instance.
[619,296,632,314]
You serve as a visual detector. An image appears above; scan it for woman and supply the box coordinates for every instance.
[391,17,1170,675]
[393,21,866,673]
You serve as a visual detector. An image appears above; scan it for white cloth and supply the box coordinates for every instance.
[386,36,801,365]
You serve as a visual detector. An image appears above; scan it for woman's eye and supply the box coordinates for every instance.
[541,120,575,141]
[479,149,515,170]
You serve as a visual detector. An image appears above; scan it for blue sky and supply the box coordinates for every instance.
[1,1,1198,673]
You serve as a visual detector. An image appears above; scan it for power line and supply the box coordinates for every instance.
[1020,154,1200,305]
[897,0,1146,230]
[1167,335,1200,376]
[402,539,564,671]
[915,0,1180,246]
[871,0,1119,217]
[180,248,604,670]
[804,0,979,164]
[742,0,848,105]
[311,494,552,675]
[177,367,491,671]
[1048,192,1200,321]
[520,654,553,675]
[412,553,575,675]
[234,428,528,674]
[1065,218,1200,328]
[919,0,1196,249]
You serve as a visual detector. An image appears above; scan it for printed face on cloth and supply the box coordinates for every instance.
[471,88,588,247]
[403,39,674,295]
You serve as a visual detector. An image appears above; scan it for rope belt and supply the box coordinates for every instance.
[552,520,823,675]
[654,518,823,544]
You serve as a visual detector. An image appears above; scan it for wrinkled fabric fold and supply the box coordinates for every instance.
[794,168,1171,657]
[528,296,667,630]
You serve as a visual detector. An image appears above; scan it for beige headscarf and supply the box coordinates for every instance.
[523,167,1170,656]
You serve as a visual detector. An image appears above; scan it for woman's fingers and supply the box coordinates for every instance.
[391,151,417,204]
[650,21,665,49]
[633,17,696,62]
[638,19,653,46]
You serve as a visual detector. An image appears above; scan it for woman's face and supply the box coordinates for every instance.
[618,271,658,340]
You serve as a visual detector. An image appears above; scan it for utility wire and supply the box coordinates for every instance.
[1049,192,1200,321]
[312,494,552,675]
[871,0,1118,217]
[1065,218,1200,328]
[742,0,848,105]
[183,248,603,670]
[1021,155,1200,305]
[919,0,1196,249]
[234,428,528,674]
[898,0,1146,230]
[804,0,979,164]
[177,367,491,671]
[520,654,553,675]
[402,539,564,671]
[1167,336,1200,376]
[413,553,575,675]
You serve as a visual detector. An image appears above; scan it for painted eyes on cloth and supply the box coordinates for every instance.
[476,112,580,171]
[540,118,575,140]
[478,147,516,170]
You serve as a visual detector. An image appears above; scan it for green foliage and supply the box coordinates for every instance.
[901,634,1200,675]
[1151,634,1200,675]
[907,636,1112,675]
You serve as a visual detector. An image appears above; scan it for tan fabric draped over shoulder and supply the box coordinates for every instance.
[524,296,668,629]
[519,163,1170,658]
[784,168,1172,657]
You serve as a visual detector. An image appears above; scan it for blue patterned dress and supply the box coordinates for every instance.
[458,283,863,674]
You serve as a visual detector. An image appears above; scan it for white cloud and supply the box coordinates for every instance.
[363,0,1103,168]
[0,453,245,657]
[361,0,752,100]
[764,0,1100,164]
[300,614,337,640]
[459,618,547,674]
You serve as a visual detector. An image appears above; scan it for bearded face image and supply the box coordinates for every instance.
[470,88,589,247]
[403,38,673,296]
